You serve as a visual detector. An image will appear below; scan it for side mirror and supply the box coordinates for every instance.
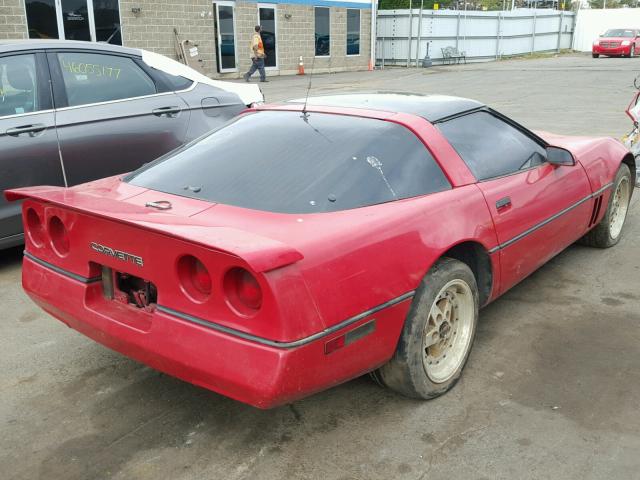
[546,146,575,166]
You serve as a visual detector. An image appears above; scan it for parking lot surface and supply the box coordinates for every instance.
[1,53,639,480]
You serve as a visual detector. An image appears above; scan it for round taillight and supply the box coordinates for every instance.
[26,208,45,247]
[177,255,212,302]
[224,267,263,315]
[48,216,69,256]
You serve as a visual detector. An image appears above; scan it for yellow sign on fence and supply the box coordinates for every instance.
[433,3,439,10]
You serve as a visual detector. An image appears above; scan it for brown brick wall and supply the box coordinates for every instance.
[0,0,27,40]
[1,0,371,77]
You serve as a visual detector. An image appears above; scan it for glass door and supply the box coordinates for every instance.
[24,0,122,45]
[214,2,237,73]
[258,4,277,70]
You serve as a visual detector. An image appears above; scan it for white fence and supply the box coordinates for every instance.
[376,9,576,66]
[573,8,640,52]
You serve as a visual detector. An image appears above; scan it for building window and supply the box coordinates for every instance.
[315,7,330,57]
[347,9,360,56]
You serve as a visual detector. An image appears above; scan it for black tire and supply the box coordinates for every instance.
[372,257,479,399]
[580,163,632,248]
[592,53,599,58]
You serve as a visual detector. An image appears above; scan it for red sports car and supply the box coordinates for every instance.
[592,28,640,58]
[6,94,635,409]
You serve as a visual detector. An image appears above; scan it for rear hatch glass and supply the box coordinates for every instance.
[126,111,450,213]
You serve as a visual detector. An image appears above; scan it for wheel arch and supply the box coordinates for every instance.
[621,152,636,187]
[440,241,493,307]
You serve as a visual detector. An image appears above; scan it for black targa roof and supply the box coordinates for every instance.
[289,93,485,123]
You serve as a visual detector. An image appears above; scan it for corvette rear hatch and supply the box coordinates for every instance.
[5,185,322,342]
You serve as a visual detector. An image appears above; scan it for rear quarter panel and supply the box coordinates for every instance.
[177,83,246,141]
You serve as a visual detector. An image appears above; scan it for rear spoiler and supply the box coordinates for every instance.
[5,186,303,273]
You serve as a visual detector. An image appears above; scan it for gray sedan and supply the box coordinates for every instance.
[0,40,263,249]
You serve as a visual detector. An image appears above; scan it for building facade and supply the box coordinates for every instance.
[1,0,374,78]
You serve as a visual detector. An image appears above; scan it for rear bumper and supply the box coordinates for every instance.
[23,255,410,408]
[592,45,631,55]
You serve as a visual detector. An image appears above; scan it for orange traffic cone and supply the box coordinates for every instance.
[298,56,305,75]
[368,58,374,71]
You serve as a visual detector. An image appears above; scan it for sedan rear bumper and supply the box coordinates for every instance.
[23,255,409,408]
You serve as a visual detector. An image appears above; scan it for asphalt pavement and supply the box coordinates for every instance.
[1,53,639,480]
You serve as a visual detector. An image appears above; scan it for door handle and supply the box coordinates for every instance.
[152,106,182,117]
[6,124,46,136]
[496,196,512,211]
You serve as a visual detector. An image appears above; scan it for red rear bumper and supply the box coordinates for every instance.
[23,255,409,408]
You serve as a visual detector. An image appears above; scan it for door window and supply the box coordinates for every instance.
[347,9,360,56]
[437,111,546,181]
[56,52,156,107]
[315,7,330,57]
[0,55,40,117]
[258,6,277,68]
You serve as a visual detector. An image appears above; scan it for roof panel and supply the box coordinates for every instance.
[289,93,484,122]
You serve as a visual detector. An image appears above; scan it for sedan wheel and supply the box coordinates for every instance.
[373,257,479,399]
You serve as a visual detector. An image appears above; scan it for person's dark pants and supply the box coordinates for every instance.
[244,57,266,81]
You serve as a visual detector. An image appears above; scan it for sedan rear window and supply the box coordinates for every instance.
[127,111,451,213]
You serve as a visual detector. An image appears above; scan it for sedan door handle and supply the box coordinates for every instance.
[6,124,46,136]
[496,196,512,211]
[152,106,182,117]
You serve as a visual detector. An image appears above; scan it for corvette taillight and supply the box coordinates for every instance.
[48,215,69,256]
[177,255,212,302]
[25,208,45,247]
[224,267,263,315]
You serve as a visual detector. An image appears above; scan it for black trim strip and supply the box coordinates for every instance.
[488,183,614,254]
[24,252,101,284]
[157,291,415,349]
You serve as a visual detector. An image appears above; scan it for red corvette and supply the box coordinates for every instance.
[6,94,635,408]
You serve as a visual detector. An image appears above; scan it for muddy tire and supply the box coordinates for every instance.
[372,258,479,399]
[592,53,599,58]
[581,163,632,248]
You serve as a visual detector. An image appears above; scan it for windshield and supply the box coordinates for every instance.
[127,111,451,213]
[603,29,635,38]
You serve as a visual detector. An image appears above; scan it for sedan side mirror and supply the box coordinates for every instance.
[546,146,576,166]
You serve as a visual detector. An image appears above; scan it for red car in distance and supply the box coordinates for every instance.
[592,28,640,57]
[5,94,635,408]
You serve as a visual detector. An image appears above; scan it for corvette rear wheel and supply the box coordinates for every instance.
[581,163,632,248]
[373,258,479,399]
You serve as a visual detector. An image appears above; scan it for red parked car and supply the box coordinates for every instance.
[5,94,635,408]
[592,28,640,57]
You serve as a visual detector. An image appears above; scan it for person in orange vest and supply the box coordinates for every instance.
[243,25,268,83]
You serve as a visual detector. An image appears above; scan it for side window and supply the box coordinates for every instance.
[153,69,193,91]
[437,111,547,181]
[56,52,157,107]
[0,54,39,117]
